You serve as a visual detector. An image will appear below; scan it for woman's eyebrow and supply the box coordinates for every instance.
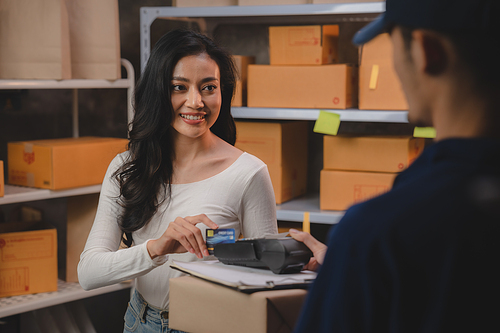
[200,77,219,83]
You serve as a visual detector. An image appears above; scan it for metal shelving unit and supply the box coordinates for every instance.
[0,58,135,137]
[0,60,135,318]
[139,3,394,227]
[0,280,132,319]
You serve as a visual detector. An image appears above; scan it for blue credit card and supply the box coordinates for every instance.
[206,228,235,254]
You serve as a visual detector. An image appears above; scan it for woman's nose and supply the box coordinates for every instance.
[186,88,204,109]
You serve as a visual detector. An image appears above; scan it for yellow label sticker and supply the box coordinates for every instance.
[369,64,379,90]
[313,110,341,136]
[413,127,436,138]
[303,212,311,234]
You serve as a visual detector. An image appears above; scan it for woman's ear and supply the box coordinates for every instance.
[411,30,448,76]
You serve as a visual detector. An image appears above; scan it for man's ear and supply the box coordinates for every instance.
[411,30,448,76]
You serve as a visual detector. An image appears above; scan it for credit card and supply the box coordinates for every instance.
[206,228,235,254]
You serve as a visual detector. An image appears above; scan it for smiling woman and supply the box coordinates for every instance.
[77,29,278,333]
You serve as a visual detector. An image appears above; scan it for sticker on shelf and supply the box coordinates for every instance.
[413,127,436,138]
[313,110,341,136]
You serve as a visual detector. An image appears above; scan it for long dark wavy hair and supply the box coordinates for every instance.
[114,29,237,246]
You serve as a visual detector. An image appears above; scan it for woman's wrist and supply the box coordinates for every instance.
[147,239,159,259]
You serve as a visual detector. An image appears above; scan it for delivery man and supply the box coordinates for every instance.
[290,0,500,331]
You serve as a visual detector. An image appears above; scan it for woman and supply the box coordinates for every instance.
[78,29,278,333]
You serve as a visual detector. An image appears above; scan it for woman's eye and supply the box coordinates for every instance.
[203,85,217,92]
[171,84,185,91]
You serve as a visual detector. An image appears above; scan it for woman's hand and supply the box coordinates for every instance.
[289,228,328,272]
[147,214,218,259]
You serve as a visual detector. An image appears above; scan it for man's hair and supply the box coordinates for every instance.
[399,25,500,95]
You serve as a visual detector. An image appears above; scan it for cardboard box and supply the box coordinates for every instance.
[232,55,255,107]
[359,33,408,110]
[324,135,425,173]
[248,64,357,109]
[66,0,121,79]
[235,121,308,204]
[59,193,99,282]
[0,221,58,297]
[0,161,4,197]
[170,276,308,333]
[239,0,308,5]
[0,0,71,79]
[320,169,397,210]
[8,137,128,190]
[174,0,237,6]
[269,25,339,65]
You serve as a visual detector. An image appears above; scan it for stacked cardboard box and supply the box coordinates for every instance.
[235,121,308,204]
[359,33,408,110]
[0,221,58,297]
[232,55,255,107]
[320,135,425,210]
[248,24,357,109]
[8,137,128,190]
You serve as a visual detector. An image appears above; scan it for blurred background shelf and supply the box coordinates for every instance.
[232,107,409,123]
[0,184,102,205]
[0,280,132,319]
[277,193,344,225]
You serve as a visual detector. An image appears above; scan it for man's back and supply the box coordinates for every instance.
[295,138,500,332]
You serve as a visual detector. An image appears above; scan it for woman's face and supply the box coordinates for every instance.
[170,53,222,140]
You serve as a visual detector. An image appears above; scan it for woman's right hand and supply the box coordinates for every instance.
[147,214,218,260]
[289,228,328,272]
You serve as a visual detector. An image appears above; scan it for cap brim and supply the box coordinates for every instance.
[352,13,388,46]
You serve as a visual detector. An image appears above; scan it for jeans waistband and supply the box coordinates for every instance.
[130,289,169,321]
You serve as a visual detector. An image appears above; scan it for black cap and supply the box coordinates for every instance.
[353,0,498,45]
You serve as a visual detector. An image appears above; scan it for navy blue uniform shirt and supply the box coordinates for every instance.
[294,138,500,332]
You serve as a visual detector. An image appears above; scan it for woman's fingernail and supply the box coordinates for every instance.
[289,228,299,234]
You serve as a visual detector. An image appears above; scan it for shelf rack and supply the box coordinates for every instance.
[277,193,344,225]
[232,107,408,123]
[0,280,132,319]
[0,59,135,137]
[0,184,102,205]
[140,2,385,72]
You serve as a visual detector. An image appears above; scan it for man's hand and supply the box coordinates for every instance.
[147,214,218,259]
[289,228,328,272]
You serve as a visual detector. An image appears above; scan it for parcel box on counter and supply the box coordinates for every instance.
[320,169,397,211]
[235,121,308,204]
[0,221,58,298]
[0,160,4,197]
[8,137,128,190]
[359,33,408,110]
[170,276,308,333]
[232,55,255,107]
[269,25,339,65]
[248,64,357,109]
[324,135,425,173]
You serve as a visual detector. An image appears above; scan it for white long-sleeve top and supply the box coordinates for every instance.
[78,151,278,309]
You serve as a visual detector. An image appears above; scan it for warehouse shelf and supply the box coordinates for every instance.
[0,184,102,206]
[140,2,385,72]
[276,193,344,225]
[0,280,132,319]
[232,107,409,123]
[0,59,135,135]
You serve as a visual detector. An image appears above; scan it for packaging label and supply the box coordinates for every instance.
[0,267,29,295]
[0,232,54,261]
[206,229,235,254]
